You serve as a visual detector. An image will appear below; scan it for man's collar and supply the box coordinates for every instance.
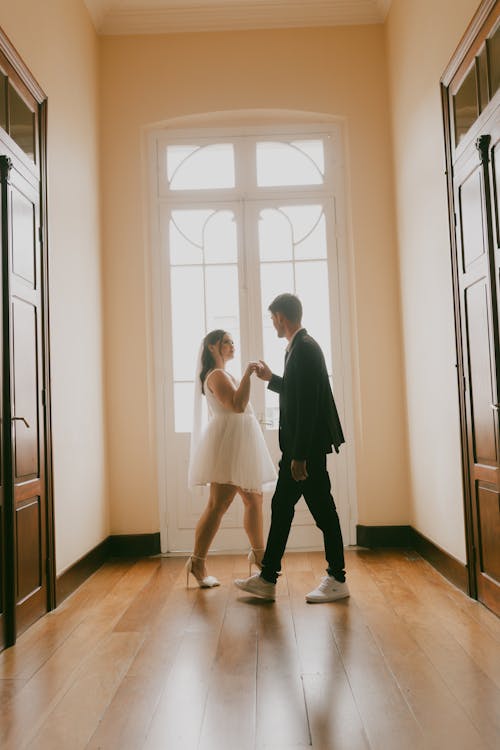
[286,327,305,352]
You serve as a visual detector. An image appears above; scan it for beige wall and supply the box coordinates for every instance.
[1,0,108,572]
[386,0,481,563]
[100,25,410,536]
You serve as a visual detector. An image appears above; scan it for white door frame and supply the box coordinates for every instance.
[145,119,358,553]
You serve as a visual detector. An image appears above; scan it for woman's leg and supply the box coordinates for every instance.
[192,483,237,576]
[239,490,264,552]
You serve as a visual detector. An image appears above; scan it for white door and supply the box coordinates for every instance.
[153,128,354,553]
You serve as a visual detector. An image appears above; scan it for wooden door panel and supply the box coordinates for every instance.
[11,189,35,286]
[16,495,41,601]
[460,168,486,269]
[476,483,500,581]
[12,298,39,479]
[493,141,500,247]
[464,279,498,464]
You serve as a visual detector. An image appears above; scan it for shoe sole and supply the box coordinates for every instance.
[305,593,350,603]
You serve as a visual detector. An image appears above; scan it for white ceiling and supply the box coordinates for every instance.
[83,0,392,35]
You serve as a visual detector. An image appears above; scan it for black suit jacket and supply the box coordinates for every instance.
[268,329,345,459]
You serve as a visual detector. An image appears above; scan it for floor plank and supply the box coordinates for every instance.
[289,569,370,750]
[27,631,143,750]
[198,597,258,750]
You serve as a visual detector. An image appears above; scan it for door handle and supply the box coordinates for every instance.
[12,416,30,428]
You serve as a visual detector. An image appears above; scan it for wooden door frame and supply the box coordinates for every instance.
[0,26,55,647]
[441,0,499,601]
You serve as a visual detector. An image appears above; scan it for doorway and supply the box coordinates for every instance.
[0,29,54,649]
[148,122,356,555]
[442,0,500,615]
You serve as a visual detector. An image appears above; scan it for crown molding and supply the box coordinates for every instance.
[374,0,392,21]
[84,0,391,36]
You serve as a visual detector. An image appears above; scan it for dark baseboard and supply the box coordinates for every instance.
[108,532,161,558]
[56,537,110,605]
[356,524,468,593]
[356,524,412,548]
[55,532,161,604]
[409,528,468,593]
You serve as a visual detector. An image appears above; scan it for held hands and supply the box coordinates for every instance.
[244,360,272,381]
[291,459,308,482]
[245,361,261,377]
[255,360,272,382]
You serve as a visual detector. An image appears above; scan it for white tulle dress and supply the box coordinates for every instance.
[188,370,277,492]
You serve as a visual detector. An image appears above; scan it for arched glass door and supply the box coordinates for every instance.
[152,127,354,553]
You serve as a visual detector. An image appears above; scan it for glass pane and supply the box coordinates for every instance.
[205,265,241,374]
[295,260,332,370]
[171,266,205,380]
[9,83,35,161]
[488,23,500,98]
[167,143,235,190]
[261,262,294,429]
[478,45,489,112]
[292,140,325,173]
[174,382,195,433]
[453,65,478,146]
[260,262,294,373]
[280,205,326,259]
[295,212,327,260]
[169,212,205,265]
[0,72,6,131]
[256,140,324,186]
[460,170,485,269]
[258,208,293,261]
[204,210,237,264]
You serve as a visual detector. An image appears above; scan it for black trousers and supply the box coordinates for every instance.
[261,453,346,584]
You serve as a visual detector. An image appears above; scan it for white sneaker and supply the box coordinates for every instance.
[306,576,350,603]
[234,573,276,601]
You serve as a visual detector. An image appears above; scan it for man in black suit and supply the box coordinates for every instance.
[235,293,348,603]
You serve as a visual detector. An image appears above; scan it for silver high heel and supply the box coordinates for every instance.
[185,554,220,588]
[248,548,265,575]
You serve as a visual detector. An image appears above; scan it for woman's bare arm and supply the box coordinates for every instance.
[206,365,257,413]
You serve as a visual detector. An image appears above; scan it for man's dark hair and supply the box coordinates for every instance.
[268,293,303,324]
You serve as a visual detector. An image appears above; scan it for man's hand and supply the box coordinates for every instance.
[244,361,261,377]
[256,360,273,382]
[291,459,308,482]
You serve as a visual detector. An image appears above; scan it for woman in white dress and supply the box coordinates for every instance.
[186,329,277,587]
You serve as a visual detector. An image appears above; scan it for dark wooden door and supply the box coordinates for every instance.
[454,110,500,615]
[0,30,53,650]
[442,0,500,616]
[0,155,47,637]
[0,158,4,650]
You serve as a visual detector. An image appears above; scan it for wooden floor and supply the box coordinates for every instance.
[0,549,499,750]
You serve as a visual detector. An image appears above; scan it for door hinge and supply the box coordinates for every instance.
[38,226,43,244]
[41,389,46,407]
